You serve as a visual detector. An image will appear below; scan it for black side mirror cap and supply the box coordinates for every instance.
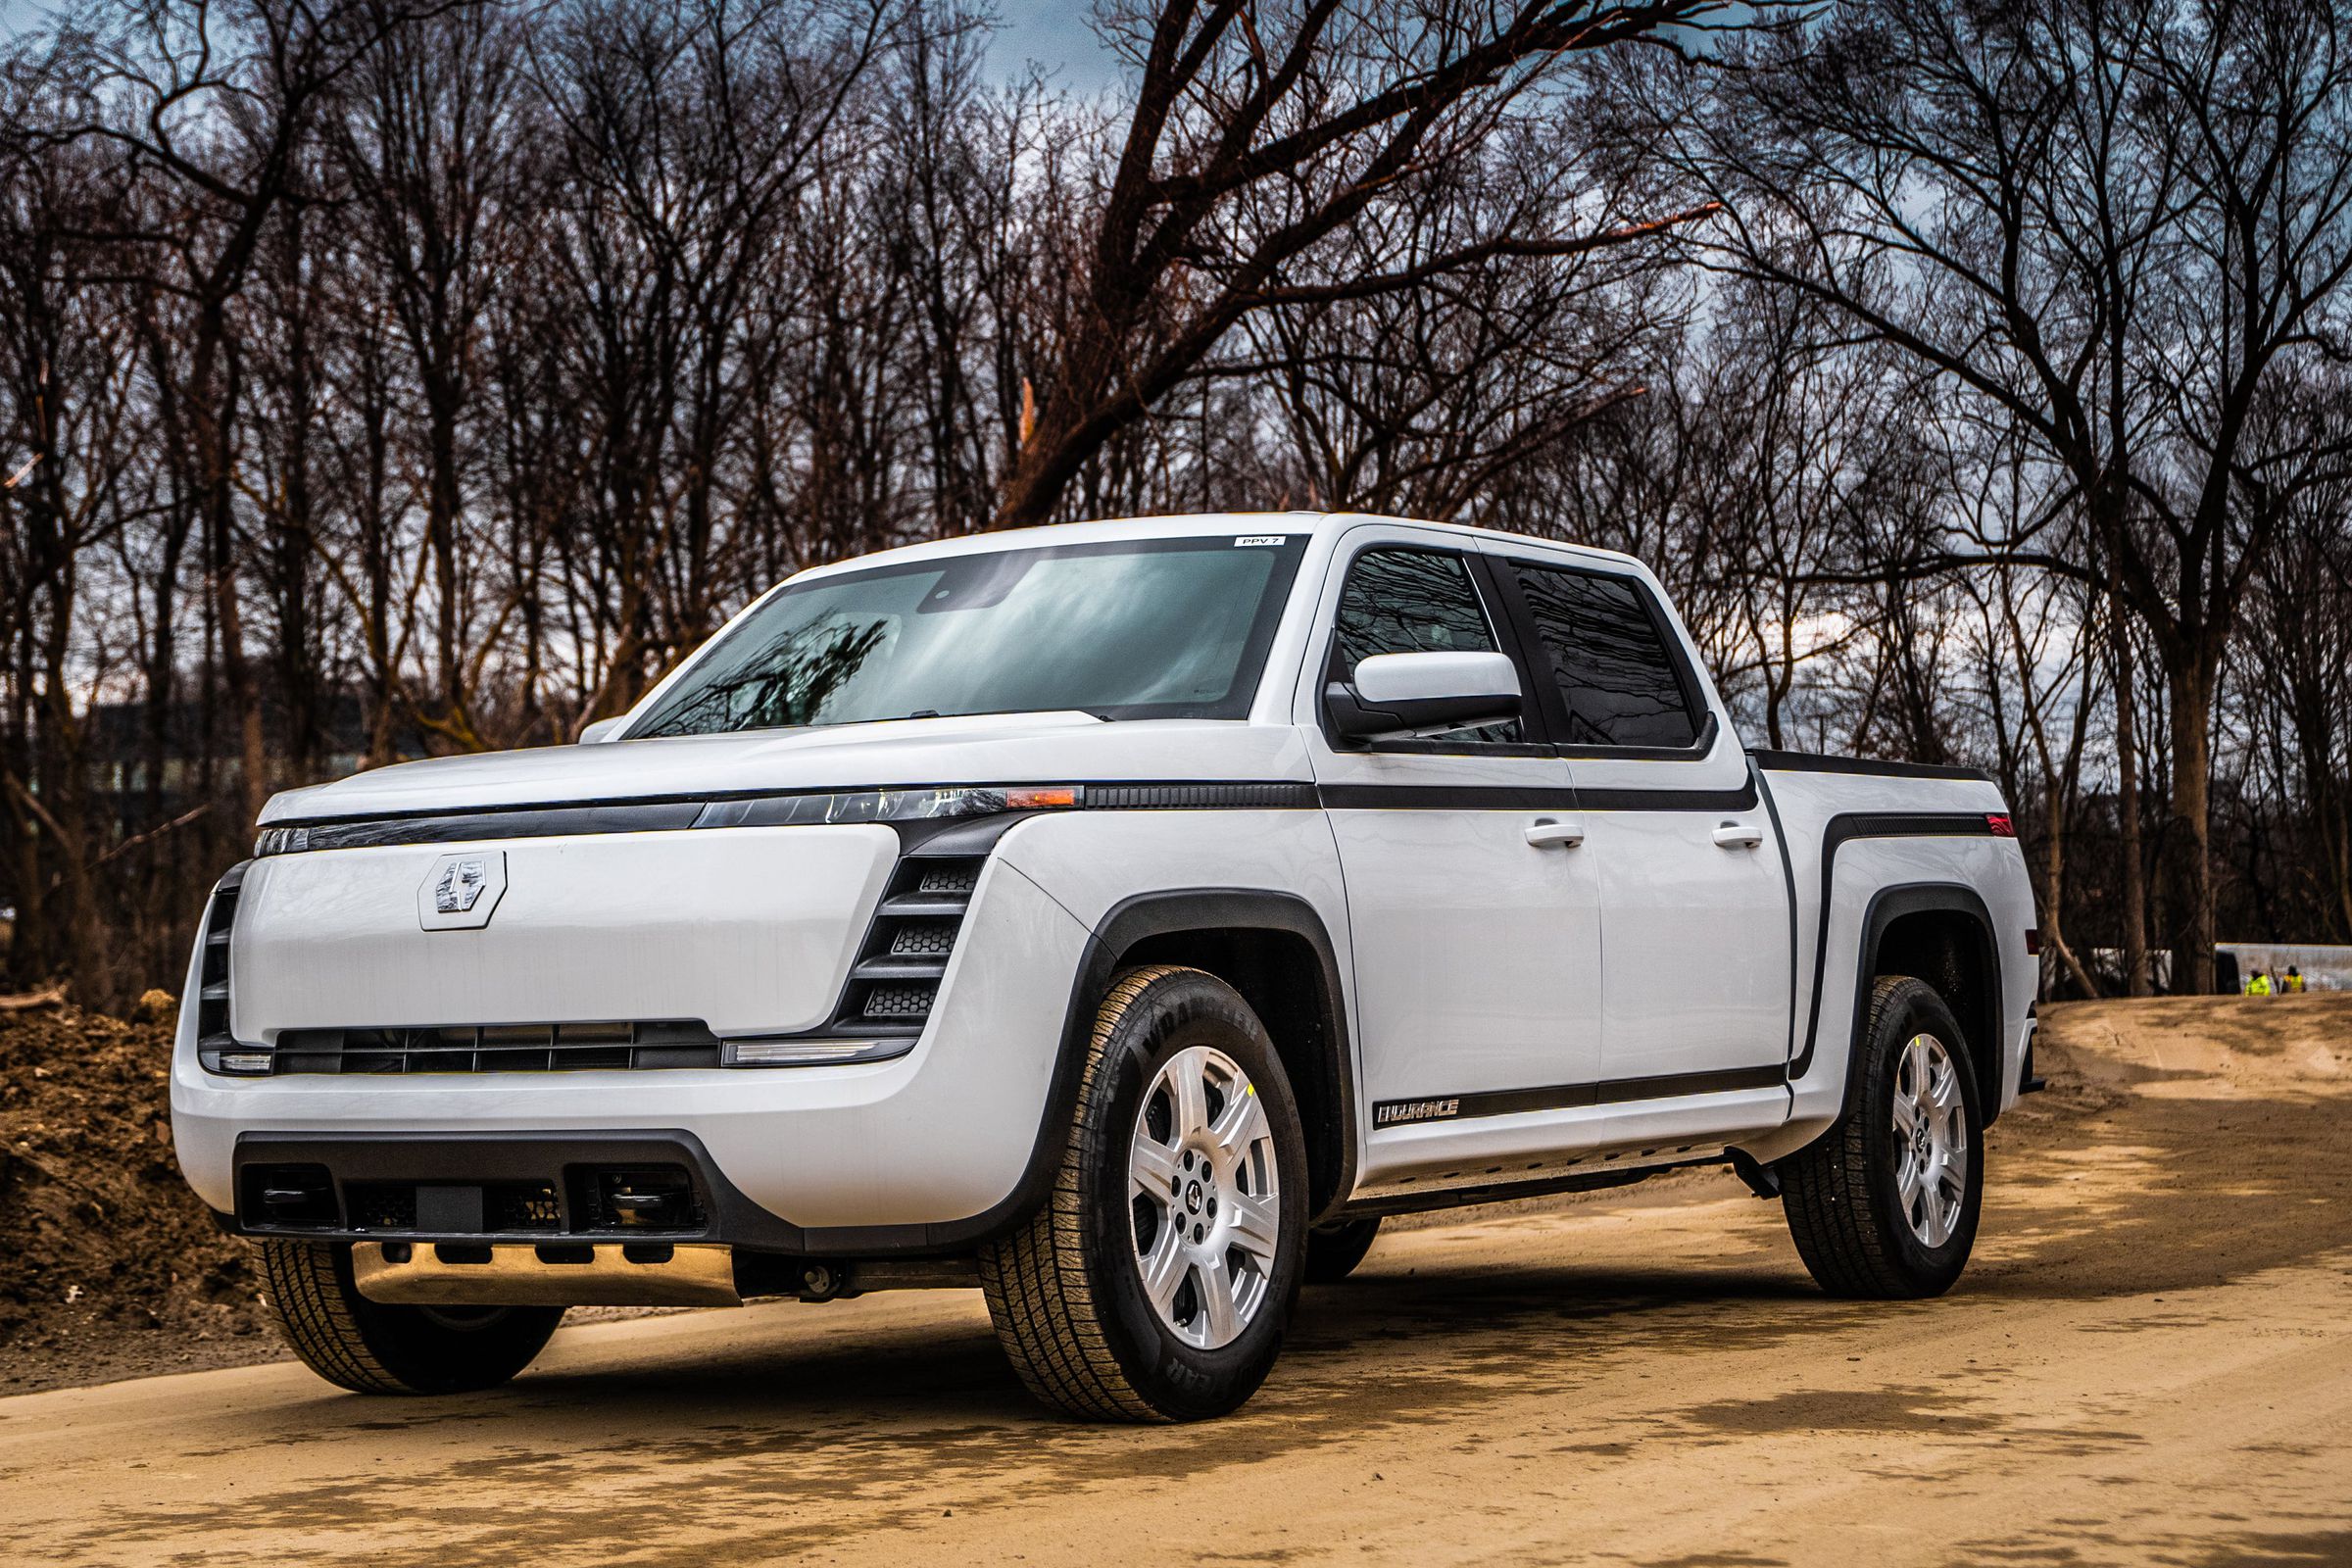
[1324,681,1521,742]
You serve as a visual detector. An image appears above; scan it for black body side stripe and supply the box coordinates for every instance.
[1374,1062,1787,1127]
[281,775,1769,849]
[1564,779,1758,812]
[1787,811,1999,1079]
[1315,783,1579,811]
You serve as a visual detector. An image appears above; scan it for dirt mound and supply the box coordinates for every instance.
[2037,992,2350,1099]
[0,1001,273,1389]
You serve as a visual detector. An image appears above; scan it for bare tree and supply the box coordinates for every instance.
[1642,0,2352,992]
[992,0,1726,527]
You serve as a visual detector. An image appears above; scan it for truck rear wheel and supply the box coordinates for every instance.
[977,965,1308,1421]
[1780,975,1984,1298]
[258,1239,564,1395]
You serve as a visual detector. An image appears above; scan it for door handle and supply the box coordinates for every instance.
[1712,820,1765,850]
[1525,816,1586,850]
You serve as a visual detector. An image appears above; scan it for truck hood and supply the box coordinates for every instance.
[261,712,1314,824]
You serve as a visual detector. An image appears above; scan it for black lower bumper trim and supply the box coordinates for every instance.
[227,1130,990,1257]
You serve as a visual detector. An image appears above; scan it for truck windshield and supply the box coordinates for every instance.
[630,534,1310,737]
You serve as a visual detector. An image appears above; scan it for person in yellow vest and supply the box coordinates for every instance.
[2284,966,2306,993]
[2247,970,2273,997]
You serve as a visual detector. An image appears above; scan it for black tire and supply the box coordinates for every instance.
[257,1239,564,1395]
[1781,975,1985,1298]
[1304,1216,1382,1284]
[977,965,1310,1422]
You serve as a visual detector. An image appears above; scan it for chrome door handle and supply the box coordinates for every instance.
[1525,817,1586,850]
[1712,821,1764,850]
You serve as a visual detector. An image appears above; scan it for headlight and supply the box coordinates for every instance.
[254,825,312,857]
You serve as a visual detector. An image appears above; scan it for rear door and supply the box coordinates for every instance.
[1304,528,1605,1117]
[1485,549,1791,1092]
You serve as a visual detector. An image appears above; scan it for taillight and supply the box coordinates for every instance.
[1985,813,2015,837]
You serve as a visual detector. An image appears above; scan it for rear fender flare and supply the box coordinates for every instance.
[1836,882,2004,1127]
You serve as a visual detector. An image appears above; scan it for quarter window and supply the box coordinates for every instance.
[1330,548,1522,745]
[1510,564,1699,749]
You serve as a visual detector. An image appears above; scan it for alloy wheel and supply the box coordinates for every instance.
[1128,1044,1282,1349]
[1890,1031,1969,1248]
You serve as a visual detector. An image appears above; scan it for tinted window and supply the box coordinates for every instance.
[633,537,1303,736]
[1331,548,1521,744]
[1510,564,1698,748]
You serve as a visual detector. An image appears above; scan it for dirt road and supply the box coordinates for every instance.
[3,996,2348,1567]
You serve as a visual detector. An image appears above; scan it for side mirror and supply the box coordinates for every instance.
[577,716,628,745]
[1325,651,1522,742]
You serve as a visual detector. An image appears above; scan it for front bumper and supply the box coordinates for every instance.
[229,1128,806,1250]
[172,851,1093,1252]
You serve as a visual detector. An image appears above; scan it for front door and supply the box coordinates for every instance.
[1305,531,1604,1120]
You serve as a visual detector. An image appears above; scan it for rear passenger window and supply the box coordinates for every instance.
[1331,548,1522,745]
[1510,564,1699,748]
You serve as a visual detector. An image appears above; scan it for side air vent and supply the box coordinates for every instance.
[840,852,988,1033]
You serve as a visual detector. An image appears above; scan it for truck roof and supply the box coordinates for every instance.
[786,512,1651,584]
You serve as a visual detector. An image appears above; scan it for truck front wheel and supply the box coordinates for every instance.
[1780,975,1985,1298]
[978,965,1309,1421]
[258,1239,564,1395]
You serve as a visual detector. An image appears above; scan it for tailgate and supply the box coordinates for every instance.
[229,825,898,1042]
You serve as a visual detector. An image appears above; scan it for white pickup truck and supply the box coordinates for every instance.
[172,514,2040,1421]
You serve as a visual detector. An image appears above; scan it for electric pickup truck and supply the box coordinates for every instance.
[172,513,2040,1421]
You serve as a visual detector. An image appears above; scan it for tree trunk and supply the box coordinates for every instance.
[194,323,269,833]
[2110,598,2150,996]
[2163,658,2217,996]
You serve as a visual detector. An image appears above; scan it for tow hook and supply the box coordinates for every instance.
[797,1261,850,1301]
[1728,1150,1782,1200]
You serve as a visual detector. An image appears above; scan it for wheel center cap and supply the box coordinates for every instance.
[1186,1182,1202,1212]
[1912,1123,1932,1157]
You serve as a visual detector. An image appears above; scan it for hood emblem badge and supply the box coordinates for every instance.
[418,851,508,931]
[434,857,491,913]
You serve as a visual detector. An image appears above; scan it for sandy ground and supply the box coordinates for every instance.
[1,994,2347,1567]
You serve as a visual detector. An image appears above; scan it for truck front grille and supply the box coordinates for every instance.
[267,1020,722,1075]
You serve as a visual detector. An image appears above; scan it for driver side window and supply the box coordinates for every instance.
[1329,548,1523,746]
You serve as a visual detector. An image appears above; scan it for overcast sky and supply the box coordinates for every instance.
[993,0,1117,92]
[1,0,1122,87]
